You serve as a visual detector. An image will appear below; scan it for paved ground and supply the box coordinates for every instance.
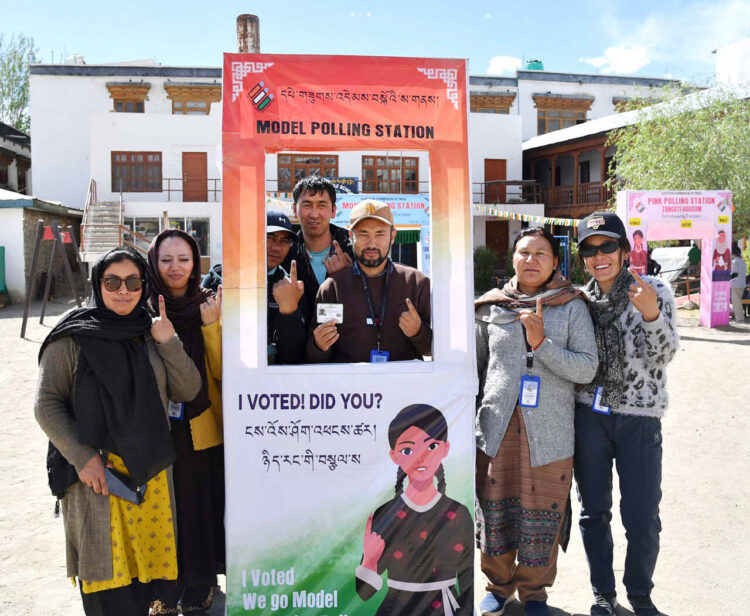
[1,299,747,615]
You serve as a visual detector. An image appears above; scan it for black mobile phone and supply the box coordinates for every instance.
[104,467,147,505]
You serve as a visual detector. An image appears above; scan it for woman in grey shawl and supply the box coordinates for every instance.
[475,227,598,616]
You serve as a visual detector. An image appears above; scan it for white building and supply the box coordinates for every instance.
[469,68,676,269]
[29,58,676,275]
[30,60,222,272]
[715,36,750,85]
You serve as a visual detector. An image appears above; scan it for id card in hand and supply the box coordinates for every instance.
[370,349,390,363]
[519,375,540,407]
[167,400,184,420]
[317,303,344,324]
[592,386,611,415]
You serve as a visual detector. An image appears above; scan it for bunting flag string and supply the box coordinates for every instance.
[473,204,578,227]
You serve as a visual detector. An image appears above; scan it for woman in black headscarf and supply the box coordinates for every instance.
[34,246,201,616]
[146,230,225,616]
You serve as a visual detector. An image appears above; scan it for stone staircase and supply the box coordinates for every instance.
[80,201,122,263]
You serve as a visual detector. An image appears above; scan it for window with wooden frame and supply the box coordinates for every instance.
[165,84,222,116]
[0,152,9,187]
[277,154,338,192]
[470,93,516,114]
[533,95,593,135]
[362,155,419,193]
[107,83,150,113]
[111,151,162,192]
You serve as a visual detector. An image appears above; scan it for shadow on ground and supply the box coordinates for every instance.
[499,597,639,616]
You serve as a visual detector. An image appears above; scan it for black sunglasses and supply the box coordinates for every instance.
[579,240,620,258]
[101,277,145,292]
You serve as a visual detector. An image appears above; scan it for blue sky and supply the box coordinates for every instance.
[4,0,749,83]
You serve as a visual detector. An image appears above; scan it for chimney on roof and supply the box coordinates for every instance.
[237,14,260,53]
[65,54,86,65]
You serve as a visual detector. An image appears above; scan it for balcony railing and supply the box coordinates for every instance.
[472,180,542,205]
[543,181,613,207]
[115,178,222,202]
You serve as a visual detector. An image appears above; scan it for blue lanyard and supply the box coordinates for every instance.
[357,260,392,351]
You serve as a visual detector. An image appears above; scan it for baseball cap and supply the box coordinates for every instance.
[266,210,294,235]
[349,199,394,229]
[577,211,626,244]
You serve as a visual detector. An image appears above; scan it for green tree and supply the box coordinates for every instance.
[0,34,38,134]
[607,86,750,236]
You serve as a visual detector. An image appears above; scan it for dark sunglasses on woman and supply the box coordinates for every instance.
[579,240,620,258]
[101,277,145,292]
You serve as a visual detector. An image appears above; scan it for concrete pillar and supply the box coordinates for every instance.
[237,14,260,53]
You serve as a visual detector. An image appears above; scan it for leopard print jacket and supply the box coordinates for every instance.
[576,276,679,417]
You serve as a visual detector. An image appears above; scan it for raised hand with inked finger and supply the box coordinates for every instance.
[200,284,222,325]
[324,240,353,275]
[150,294,176,343]
[519,297,545,348]
[361,514,385,572]
[398,298,423,338]
[628,268,660,322]
[273,260,305,314]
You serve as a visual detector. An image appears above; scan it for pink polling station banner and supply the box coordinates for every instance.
[616,190,733,327]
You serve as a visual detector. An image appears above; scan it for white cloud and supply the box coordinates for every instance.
[485,13,492,19]
[583,0,750,77]
[580,45,650,74]
[486,55,522,76]
[365,11,371,18]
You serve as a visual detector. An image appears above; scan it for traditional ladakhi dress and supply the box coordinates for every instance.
[355,491,473,615]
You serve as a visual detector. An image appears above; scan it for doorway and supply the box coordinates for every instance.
[484,159,507,204]
[485,219,509,271]
[182,152,207,202]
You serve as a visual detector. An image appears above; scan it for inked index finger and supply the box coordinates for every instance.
[333,240,343,256]
[406,298,418,314]
[628,268,644,286]
[536,297,543,316]
[159,294,166,316]
[366,514,373,534]
[290,260,298,284]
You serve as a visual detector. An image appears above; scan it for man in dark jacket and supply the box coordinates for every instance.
[267,210,306,364]
[282,176,354,327]
[308,199,432,363]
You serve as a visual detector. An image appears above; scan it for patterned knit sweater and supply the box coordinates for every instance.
[576,276,679,417]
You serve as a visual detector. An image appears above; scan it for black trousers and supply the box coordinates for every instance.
[573,402,663,597]
[80,580,154,616]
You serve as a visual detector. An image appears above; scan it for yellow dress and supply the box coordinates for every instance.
[82,454,178,593]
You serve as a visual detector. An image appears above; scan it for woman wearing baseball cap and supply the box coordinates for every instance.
[574,212,679,616]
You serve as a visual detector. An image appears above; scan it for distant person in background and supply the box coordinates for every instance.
[202,263,222,294]
[629,230,647,276]
[730,245,747,323]
[646,249,661,277]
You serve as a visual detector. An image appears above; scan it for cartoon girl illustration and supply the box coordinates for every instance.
[355,404,473,615]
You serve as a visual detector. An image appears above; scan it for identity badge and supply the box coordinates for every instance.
[317,303,344,324]
[167,400,185,420]
[592,386,611,415]
[370,349,390,363]
[519,375,540,408]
